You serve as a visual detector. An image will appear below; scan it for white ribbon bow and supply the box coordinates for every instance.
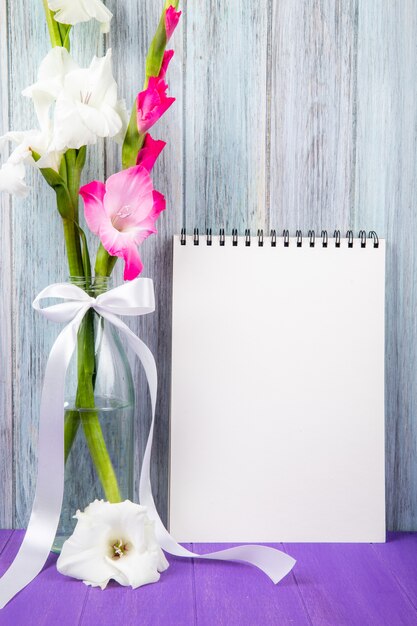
[0,278,295,607]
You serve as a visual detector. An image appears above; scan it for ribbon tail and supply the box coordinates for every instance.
[0,311,85,609]
[101,313,296,585]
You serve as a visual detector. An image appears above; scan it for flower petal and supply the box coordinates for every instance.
[136,78,175,134]
[136,134,166,171]
[80,180,107,235]
[98,219,133,256]
[103,165,154,223]
[158,50,174,81]
[0,161,28,197]
[77,101,122,138]
[54,97,97,150]
[121,245,143,280]
[22,47,79,132]
[165,6,181,41]
[48,0,113,31]
[132,190,166,245]
[113,99,129,144]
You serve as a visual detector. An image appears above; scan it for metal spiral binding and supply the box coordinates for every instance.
[283,230,290,247]
[258,229,264,247]
[369,231,379,248]
[359,230,367,248]
[178,229,380,248]
[346,230,354,248]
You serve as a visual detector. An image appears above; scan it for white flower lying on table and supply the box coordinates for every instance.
[57,500,169,589]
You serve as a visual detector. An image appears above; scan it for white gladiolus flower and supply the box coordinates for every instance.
[23,48,127,152]
[0,125,63,196]
[22,47,79,131]
[48,0,113,33]
[57,500,169,590]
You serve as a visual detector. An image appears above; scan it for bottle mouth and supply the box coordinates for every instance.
[68,276,111,295]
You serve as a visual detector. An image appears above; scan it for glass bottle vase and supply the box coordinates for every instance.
[53,277,135,553]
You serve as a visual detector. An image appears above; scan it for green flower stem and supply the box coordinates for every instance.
[64,410,80,463]
[42,0,71,50]
[62,218,84,277]
[95,243,118,278]
[76,312,122,502]
[42,0,62,47]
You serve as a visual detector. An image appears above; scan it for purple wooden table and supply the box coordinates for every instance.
[0,531,416,625]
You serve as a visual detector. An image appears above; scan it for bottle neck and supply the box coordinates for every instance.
[68,276,111,296]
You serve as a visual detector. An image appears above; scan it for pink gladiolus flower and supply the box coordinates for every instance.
[136,78,175,134]
[80,166,165,280]
[158,50,174,81]
[136,133,166,171]
[165,6,181,41]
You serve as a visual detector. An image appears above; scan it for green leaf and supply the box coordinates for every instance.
[58,22,72,51]
[73,222,92,279]
[31,150,73,218]
[75,145,87,171]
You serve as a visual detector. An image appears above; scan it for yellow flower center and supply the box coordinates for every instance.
[111,539,130,559]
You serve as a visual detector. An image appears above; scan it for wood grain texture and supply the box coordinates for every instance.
[372,532,417,610]
[0,0,13,529]
[269,0,357,233]
[191,544,310,626]
[80,545,195,626]
[1,0,417,530]
[184,1,268,233]
[0,532,89,625]
[1,533,417,623]
[353,0,417,531]
[285,540,417,625]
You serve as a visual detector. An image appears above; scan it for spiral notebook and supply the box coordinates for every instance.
[169,230,386,542]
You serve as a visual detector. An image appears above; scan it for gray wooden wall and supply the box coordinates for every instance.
[0,1,416,531]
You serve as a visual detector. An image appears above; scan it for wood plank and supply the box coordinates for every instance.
[284,541,417,625]
[184,0,269,233]
[105,0,183,525]
[372,532,417,611]
[0,531,88,624]
[0,0,13,529]
[191,543,309,626]
[269,0,357,234]
[353,0,417,530]
[79,545,195,626]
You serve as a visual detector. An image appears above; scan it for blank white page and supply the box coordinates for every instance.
[169,235,385,542]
